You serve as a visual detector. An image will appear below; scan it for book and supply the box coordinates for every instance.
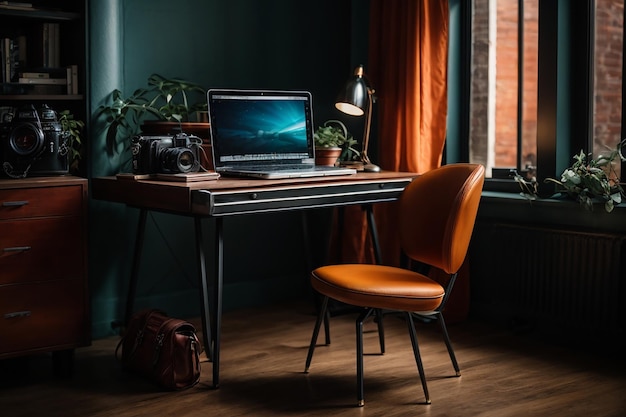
[116,173,154,181]
[66,66,72,95]
[69,64,78,94]
[2,38,10,83]
[0,2,33,10]
[49,23,59,68]
[155,172,220,182]
[18,77,66,84]
[21,71,50,79]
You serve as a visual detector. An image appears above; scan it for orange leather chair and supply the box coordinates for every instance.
[304,163,485,406]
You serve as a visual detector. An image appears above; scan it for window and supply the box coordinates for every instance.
[468,0,538,180]
[464,0,626,186]
[593,0,624,180]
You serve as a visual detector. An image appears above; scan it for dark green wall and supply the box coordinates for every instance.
[87,0,364,338]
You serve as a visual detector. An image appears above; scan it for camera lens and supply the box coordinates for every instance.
[160,147,196,173]
[9,123,45,156]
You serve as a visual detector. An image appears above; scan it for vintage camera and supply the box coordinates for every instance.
[131,132,202,174]
[1,104,69,178]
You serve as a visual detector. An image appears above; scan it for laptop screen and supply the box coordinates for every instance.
[207,90,315,169]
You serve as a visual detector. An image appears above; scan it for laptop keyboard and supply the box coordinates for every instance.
[233,164,316,172]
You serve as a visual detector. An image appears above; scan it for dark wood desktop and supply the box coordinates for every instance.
[92,171,417,388]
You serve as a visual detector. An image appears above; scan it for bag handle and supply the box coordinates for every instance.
[115,309,166,362]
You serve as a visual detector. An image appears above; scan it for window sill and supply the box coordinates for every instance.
[478,191,626,234]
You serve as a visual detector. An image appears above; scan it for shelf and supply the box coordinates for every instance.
[0,6,79,21]
[0,94,83,100]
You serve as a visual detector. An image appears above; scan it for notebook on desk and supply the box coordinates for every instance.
[207,89,356,179]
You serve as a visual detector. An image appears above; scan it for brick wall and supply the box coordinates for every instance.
[593,0,624,166]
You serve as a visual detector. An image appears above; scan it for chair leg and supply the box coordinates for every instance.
[406,312,431,404]
[305,296,329,373]
[323,308,331,345]
[356,308,375,407]
[436,312,461,376]
[375,308,385,354]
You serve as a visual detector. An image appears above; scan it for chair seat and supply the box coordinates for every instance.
[311,264,445,312]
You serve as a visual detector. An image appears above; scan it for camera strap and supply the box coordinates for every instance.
[3,161,32,179]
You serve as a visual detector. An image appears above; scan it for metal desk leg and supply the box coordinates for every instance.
[364,204,382,265]
[364,204,385,352]
[212,217,224,388]
[125,208,147,325]
[194,216,213,362]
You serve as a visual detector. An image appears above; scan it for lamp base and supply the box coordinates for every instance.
[340,159,381,172]
[363,162,381,172]
[339,161,365,171]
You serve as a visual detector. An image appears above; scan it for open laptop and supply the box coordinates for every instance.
[207,89,357,179]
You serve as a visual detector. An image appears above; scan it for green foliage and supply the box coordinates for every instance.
[516,138,626,212]
[546,140,626,212]
[58,110,84,172]
[313,119,360,162]
[95,74,207,155]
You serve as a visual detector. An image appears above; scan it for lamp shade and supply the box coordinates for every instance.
[335,65,368,116]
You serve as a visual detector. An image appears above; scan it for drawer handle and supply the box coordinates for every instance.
[2,200,29,207]
[4,311,32,319]
[3,246,32,253]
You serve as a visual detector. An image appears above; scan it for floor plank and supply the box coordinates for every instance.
[1,301,624,417]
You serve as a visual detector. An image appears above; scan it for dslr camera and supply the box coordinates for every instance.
[1,104,69,178]
[131,132,202,174]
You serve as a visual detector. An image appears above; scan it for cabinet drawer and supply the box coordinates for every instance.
[0,185,83,220]
[0,280,88,356]
[0,217,83,285]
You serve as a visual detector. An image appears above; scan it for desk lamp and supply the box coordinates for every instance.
[335,65,380,172]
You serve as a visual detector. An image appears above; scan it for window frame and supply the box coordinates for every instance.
[455,0,625,194]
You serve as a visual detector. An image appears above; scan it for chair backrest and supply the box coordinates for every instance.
[398,163,485,274]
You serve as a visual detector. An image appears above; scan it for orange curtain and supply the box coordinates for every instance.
[331,0,449,266]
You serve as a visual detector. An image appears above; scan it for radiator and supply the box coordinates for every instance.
[472,223,626,336]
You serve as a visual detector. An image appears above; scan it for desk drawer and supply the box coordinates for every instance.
[0,217,82,285]
[192,179,412,216]
[0,280,87,356]
[0,185,83,220]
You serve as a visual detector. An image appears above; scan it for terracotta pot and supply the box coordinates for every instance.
[314,147,342,166]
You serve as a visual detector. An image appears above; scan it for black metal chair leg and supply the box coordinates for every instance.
[356,308,375,407]
[406,312,431,404]
[437,312,461,376]
[375,308,385,354]
[305,296,329,372]
[323,308,331,345]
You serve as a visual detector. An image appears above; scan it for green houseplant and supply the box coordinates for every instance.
[313,119,359,166]
[515,138,626,212]
[58,109,85,173]
[96,73,208,156]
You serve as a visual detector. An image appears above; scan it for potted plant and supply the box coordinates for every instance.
[95,74,209,158]
[313,119,359,166]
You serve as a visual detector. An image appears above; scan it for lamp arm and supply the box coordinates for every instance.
[360,89,374,165]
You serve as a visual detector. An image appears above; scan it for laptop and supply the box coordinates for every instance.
[207,89,357,179]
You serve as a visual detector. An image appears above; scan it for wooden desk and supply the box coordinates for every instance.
[92,171,416,388]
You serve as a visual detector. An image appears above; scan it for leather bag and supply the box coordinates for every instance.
[116,309,201,390]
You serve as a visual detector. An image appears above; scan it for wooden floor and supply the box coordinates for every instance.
[1,301,624,417]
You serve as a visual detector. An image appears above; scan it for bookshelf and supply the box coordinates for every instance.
[0,0,86,119]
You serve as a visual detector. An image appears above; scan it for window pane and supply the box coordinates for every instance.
[520,2,538,178]
[469,0,538,179]
[593,0,624,180]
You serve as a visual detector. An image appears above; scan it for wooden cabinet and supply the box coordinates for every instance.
[0,176,89,371]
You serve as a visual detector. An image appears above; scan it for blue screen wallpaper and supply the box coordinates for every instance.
[212,99,310,161]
